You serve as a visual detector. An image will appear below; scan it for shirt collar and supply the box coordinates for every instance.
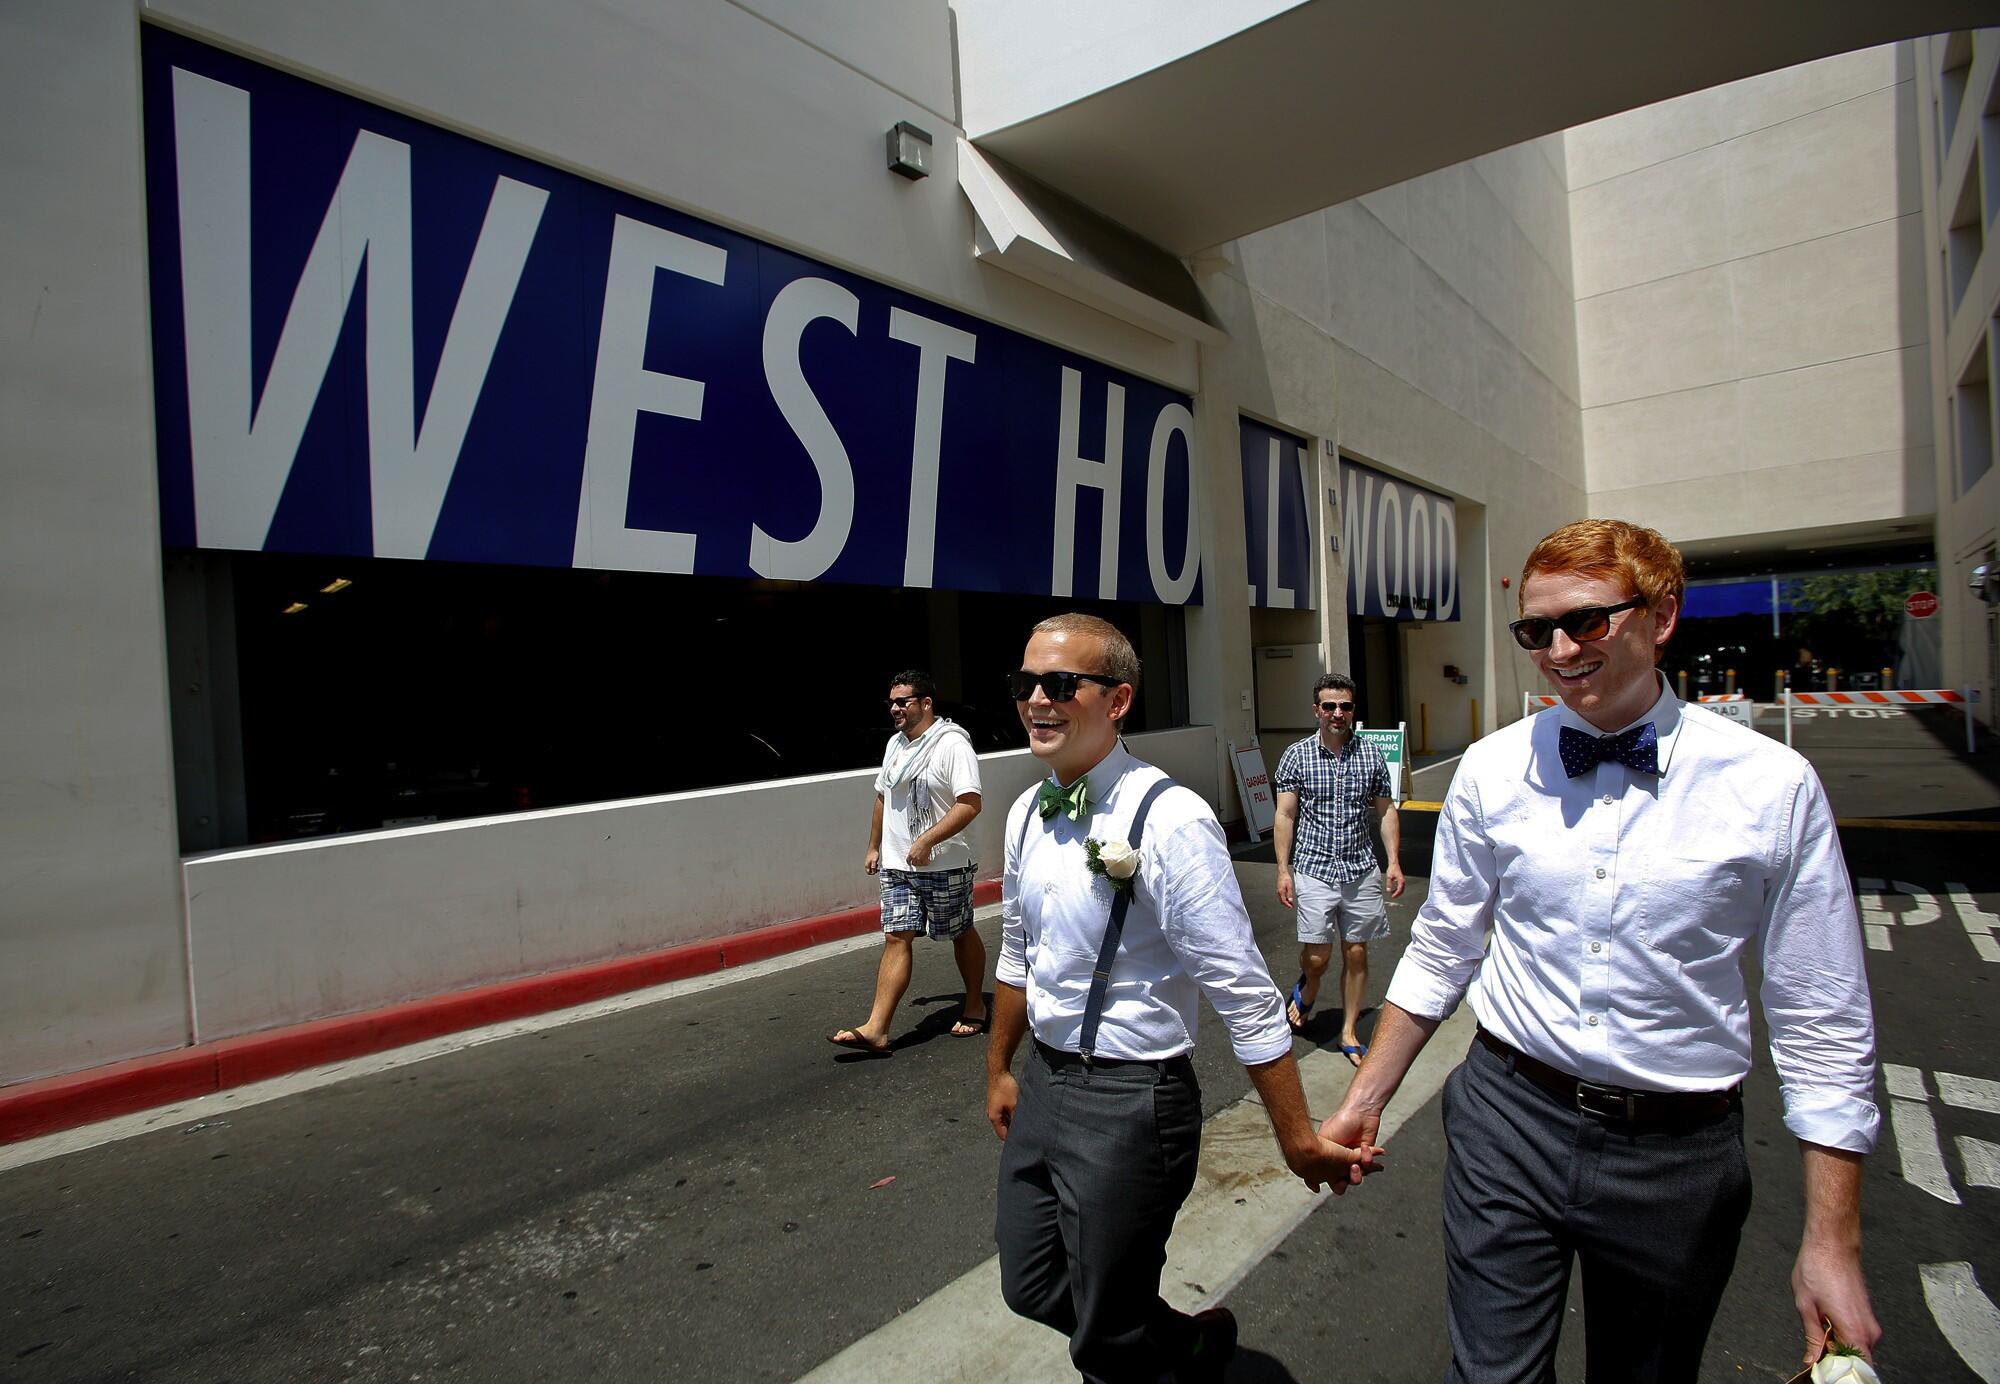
[1046,738,1136,795]
[1552,674,1685,776]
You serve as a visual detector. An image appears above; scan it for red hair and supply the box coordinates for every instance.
[1519,519,1685,616]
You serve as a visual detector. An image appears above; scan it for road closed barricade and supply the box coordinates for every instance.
[1782,688,1979,752]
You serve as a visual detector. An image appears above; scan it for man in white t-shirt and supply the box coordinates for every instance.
[829,670,985,1055]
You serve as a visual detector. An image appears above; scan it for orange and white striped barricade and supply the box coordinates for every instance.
[1780,688,1977,753]
[1523,693,1560,717]
[1695,692,1752,729]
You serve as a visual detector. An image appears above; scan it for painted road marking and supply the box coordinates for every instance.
[1959,1137,2000,1190]
[798,1007,1477,1384]
[1940,1072,2000,1115]
[1888,1092,1963,1206]
[1882,1063,1927,1100]
[1949,883,2000,964]
[1856,880,1940,951]
[1920,1262,2000,1383]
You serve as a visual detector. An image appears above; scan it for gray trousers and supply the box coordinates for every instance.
[1441,1035,1753,1384]
[996,1041,1204,1383]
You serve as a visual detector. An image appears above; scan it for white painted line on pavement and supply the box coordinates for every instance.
[1888,1097,1962,1205]
[1411,754,1462,781]
[1946,885,2000,963]
[0,904,1002,1175]
[1881,1063,1927,1101]
[1921,1262,2000,1383]
[1939,1071,2000,1115]
[1957,1136,2000,1190]
[796,1007,1477,1384]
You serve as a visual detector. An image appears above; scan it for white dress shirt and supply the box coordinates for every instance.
[998,742,1293,1066]
[1386,677,1879,1153]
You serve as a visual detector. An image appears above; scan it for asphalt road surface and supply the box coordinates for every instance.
[4,707,1996,1382]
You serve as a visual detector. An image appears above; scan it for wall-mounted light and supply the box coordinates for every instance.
[282,601,308,615]
[319,577,352,595]
[886,121,932,180]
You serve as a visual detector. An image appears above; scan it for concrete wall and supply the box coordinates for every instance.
[1569,44,1935,545]
[181,728,1218,1040]
[1913,31,2000,724]
[1217,135,1587,746]
[0,3,192,1083]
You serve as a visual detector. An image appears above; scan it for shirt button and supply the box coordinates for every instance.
[1594,867,1606,879]
[1602,795,1613,805]
[1590,941,1603,953]
[1586,1014,1600,1026]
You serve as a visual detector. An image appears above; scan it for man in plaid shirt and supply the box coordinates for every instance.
[1273,672,1404,1064]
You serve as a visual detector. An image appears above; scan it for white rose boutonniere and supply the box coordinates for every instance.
[1810,1356,1880,1384]
[1084,838,1140,893]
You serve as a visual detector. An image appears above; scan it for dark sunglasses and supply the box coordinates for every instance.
[1508,596,1646,651]
[888,695,925,709]
[1317,700,1355,713]
[1008,669,1122,702]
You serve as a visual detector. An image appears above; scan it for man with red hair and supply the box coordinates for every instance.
[1322,519,1880,1380]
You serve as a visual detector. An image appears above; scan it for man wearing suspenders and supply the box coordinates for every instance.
[986,613,1380,1382]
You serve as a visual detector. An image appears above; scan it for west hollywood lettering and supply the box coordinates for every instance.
[141,29,1201,605]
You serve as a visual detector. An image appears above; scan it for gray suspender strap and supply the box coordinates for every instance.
[1078,776,1176,1063]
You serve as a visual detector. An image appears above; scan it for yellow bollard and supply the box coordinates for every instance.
[1882,666,1894,690]
[1677,669,1689,699]
[1418,703,1431,757]
[1470,697,1480,744]
[1827,667,1839,691]
[1725,668,1736,695]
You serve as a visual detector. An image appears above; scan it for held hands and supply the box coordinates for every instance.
[1287,1128,1385,1194]
[986,1072,1019,1141]
[1277,870,1296,909]
[1314,1105,1386,1195]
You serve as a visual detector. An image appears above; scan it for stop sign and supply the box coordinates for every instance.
[1907,590,1939,619]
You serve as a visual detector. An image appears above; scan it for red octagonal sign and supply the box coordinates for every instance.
[1907,590,1939,619]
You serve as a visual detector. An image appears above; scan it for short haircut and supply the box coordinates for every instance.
[1519,519,1685,617]
[1313,672,1356,700]
[1030,613,1141,689]
[889,669,936,701]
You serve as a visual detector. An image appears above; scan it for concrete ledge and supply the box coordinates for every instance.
[0,881,994,1146]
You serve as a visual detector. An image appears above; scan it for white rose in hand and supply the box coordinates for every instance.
[1812,1356,1880,1384]
[1096,841,1140,879]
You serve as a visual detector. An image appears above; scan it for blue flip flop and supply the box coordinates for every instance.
[1288,974,1315,1032]
[1340,1042,1368,1066]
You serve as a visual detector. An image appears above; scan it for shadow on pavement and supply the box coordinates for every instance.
[1226,1346,1303,1381]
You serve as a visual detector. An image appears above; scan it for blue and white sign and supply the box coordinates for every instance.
[1339,456,1458,621]
[1239,418,1314,609]
[140,30,1201,604]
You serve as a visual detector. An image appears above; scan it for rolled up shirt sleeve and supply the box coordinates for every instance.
[1758,772,1880,1153]
[996,797,1030,989]
[1153,818,1293,1066]
[1385,773,1496,1021]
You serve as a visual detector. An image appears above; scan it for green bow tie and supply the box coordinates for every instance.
[1037,776,1091,823]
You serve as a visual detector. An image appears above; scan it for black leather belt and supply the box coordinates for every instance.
[1476,1029,1738,1127]
[1036,1038,1193,1076]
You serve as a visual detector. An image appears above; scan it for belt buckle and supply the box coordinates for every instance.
[1575,1080,1635,1122]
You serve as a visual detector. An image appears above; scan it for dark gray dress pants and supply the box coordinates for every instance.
[1441,1035,1753,1384]
[997,1040,1204,1383]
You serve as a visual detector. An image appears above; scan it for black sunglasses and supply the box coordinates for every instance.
[1509,596,1646,651]
[1008,670,1122,702]
[1316,700,1355,713]
[888,695,925,709]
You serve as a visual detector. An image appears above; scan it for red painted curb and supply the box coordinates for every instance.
[0,880,1002,1147]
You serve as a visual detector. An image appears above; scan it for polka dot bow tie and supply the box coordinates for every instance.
[1557,721,1659,779]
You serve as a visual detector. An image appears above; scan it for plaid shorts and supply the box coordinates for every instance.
[880,863,979,940]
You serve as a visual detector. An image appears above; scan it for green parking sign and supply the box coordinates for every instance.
[1355,723,1409,802]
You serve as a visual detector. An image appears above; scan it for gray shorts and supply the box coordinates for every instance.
[1295,869,1389,944]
